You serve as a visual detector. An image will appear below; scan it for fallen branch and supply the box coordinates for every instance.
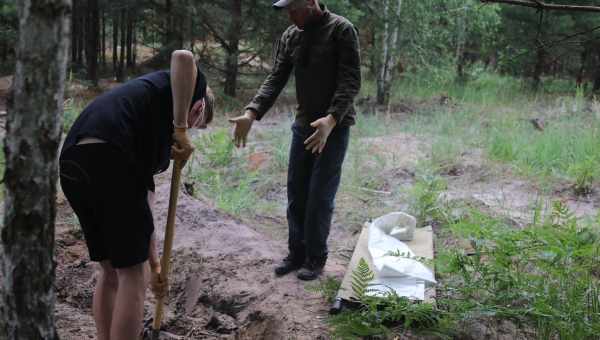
[480,0,600,13]
[354,186,392,196]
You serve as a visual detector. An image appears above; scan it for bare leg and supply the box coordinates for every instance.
[93,261,118,340]
[111,262,148,340]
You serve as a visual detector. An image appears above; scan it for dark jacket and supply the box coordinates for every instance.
[246,4,361,126]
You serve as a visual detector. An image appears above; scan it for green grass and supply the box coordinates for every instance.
[437,202,600,339]
[393,70,600,191]
[189,128,260,215]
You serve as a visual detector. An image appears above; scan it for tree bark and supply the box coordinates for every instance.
[76,2,85,65]
[117,8,126,82]
[165,0,173,45]
[576,46,588,88]
[112,8,119,76]
[592,46,600,93]
[480,0,600,13]
[101,9,106,68]
[0,0,71,339]
[224,0,242,97]
[86,0,99,85]
[376,0,402,105]
[455,1,468,83]
[126,8,133,69]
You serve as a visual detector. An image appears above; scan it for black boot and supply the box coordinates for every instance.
[274,255,304,276]
[297,259,326,281]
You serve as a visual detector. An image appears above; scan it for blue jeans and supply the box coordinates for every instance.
[287,121,350,264]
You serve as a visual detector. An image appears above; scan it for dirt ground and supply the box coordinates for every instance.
[54,131,600,340]
[55,170,351,340]
[50,92,600,339]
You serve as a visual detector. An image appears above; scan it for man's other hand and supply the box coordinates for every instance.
[171,127,194,165]
[149,263,168,299]
[228,110,256,148]
[304,114,337,154]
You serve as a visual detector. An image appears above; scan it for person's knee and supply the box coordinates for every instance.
[115,262,147,289]
[99,261,118,289]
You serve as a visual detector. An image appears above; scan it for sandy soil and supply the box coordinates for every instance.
[55,170,349,340]
[53,109,600,340]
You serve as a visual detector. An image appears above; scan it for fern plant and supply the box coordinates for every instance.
[325,258,444,339]
[351,258,375,301]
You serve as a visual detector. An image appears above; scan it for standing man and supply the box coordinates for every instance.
[59,50,213,340]
[229,0,361,281]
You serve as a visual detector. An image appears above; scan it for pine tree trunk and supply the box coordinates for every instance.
[224,0,242,97]
[376,0,402,105]
[0,0,71,339]
[101,10,106,68]
[126,9,133,68]
[532,45,545,92]
[133,18,137,67]
[455,1,468,83]
[117,8,126,82]
[86,0,99,85]
[576,47,588,88]
[77,3,85,65]
[165,0,173,45]
[112,9,119,77]
[592,47,600,93]
[71,0,78,63]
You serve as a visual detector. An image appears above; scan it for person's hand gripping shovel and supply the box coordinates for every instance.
[150,128,194,340]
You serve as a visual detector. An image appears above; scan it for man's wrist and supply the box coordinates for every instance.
[245,109,257,121]
[174,127,187,133]
[326,114,337,127]
[150,259,161,270]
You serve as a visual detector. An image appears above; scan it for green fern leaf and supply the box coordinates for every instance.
[351,258,375,301]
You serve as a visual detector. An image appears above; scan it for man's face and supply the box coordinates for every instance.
[188,98,207,129]
[286,0,312,29]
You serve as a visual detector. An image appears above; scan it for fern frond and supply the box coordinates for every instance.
[351,258,374,301]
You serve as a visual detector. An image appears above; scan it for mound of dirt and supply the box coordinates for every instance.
[55,170,345,339]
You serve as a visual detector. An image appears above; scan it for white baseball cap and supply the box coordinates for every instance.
[273,0,298,9]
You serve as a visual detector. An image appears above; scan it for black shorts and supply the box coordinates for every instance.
[59,143,154,268]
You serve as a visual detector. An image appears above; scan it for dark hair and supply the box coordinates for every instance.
[204,85,215,124]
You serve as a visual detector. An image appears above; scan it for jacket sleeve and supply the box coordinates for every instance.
[328,24,361,123]
[245,28,294,120]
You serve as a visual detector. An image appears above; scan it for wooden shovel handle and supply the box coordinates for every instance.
[152,159,184,333]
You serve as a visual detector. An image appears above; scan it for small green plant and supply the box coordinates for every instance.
[568,157,597,196]
[194,128,234,167]
[351,258,375,301]
[62,97,85,132]
[438,202,600,339]
[306,276,342,304]
[190,128,258,216]
[408,170,448,227]
[321,258,443,339]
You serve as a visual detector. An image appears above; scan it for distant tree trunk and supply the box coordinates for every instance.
[126,8,135,69]
[531,11,545,91]
[101,10,106,68]
[592,46,600,93]
[77,2,85,65]
[112,9,119,76]
[182,0,193,50]
[71,1,78,63]
[133,21,137,66]
[165,0,173,45]
[376,0,402,105]
[117,9,126,82]
[0,0,70,339]
[86,0,100,85]
[455,1,468,83]
[532,44,546,91]
[576,46,588,88]
[224,0,242,97]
